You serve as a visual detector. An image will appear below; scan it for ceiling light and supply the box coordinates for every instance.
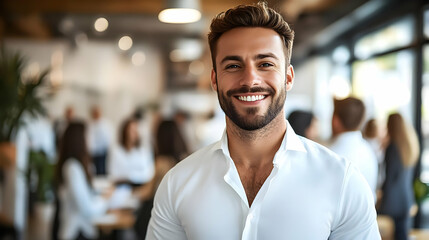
[118,36,133,51]
[159,0,201,24]
[94,17,109,32]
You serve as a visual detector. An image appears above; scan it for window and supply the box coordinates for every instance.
[354,16,415,59]
[421,45,429,182]
[352,50,414,122]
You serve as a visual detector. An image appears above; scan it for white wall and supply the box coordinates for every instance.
[5,39,165,133]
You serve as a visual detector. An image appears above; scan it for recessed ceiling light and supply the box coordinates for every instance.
[118,36,133,51]
[94,17,109,32]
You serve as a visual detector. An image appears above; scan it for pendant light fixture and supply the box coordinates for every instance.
[158,0,201,24]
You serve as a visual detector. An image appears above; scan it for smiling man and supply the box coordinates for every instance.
[146,2,381,239]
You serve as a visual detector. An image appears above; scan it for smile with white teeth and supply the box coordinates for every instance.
[237,95,266,102]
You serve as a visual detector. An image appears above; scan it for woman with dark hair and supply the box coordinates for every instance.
[287,110,318,141]
[55,122,107,240]
[378,113,420,240]
[108,118,154,185]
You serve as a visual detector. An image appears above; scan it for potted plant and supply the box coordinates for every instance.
[0,47,49,167]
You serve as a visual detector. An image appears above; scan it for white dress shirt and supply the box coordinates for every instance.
[329,131,379,202]
[87,118,112,156]
[58,159,107,240]
[146,124,380,240]
[108,145,155,184]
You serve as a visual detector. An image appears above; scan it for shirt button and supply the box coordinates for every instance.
[248,213,254,220]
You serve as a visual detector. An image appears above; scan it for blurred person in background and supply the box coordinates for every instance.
[54,105,75,150]
[147,2,380,239]
[54,122,108,240]
[133,108,156,163]
[329,97,378,202]
[87,105,112,175]
[108,118,154,186]
[362,118,387,192]
[155,118,189,163]
[174,111,199,152]
[287,110,318,141]
[25,112,57,161]
[378,113,420,240]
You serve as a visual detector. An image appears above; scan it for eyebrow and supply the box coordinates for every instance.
[255,53,279,60]
[220,53,279,65]
[220,55,242,64]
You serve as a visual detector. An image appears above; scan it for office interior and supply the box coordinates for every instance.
[1,0,429,239]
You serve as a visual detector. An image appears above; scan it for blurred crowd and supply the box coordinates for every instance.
[288,97,420,240]
[1,96,421,240]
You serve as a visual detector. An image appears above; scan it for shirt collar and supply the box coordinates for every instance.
[214,121,307,165]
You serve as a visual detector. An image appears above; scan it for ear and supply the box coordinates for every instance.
[286,65,294,91]
[211,69,218,91]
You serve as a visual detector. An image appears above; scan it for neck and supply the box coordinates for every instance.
[226,112,287,168]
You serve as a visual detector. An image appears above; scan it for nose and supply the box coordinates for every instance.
[239,65,261,87]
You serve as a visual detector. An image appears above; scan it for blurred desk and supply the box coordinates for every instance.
[94,209,135,232]
[93,177,140,235]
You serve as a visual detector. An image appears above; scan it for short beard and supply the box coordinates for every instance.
[216,82,286,131]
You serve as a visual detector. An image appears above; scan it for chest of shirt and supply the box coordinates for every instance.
[172,163,340,240]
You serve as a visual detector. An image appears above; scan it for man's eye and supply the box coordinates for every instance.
[226,64,240,69]
[260,63,273,67]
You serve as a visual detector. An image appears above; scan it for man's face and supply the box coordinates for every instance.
[211,27,294,131]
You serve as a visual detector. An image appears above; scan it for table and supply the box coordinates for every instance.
[95,209,136,232]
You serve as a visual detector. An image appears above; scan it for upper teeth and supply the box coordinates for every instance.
[238,95,265,102]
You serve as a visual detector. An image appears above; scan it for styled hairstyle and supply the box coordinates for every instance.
[120,118,140,149]
[387,113,420,167]
[333,97,365,131]
[208,1,294,71]
[55,121,92,186]
[288,110,314,137]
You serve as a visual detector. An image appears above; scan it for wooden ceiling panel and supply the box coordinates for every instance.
[2,0,260,15]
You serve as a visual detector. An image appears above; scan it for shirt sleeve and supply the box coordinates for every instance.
[146,172,187,240]
[64,160,107,218]
[329,162,381,240]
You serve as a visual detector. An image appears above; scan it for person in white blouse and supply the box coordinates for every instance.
[108,118,155,186]
[55,122,108,240]
[146,2,380,239]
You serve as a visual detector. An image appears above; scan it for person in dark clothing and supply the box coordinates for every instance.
[378,113,420,240]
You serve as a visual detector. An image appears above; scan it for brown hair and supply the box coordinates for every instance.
[333,97,365,131]
[155,119,189,163]
[387,113,420,167]
[208,1,294,71]
[120,118,140,149]
[362,119,378,139]
[55,121,92,186]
